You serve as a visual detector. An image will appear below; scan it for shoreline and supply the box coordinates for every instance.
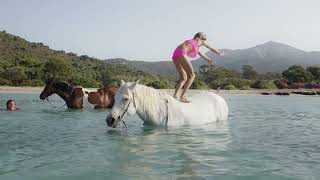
[0,86,319,96]
[0,86,43,93]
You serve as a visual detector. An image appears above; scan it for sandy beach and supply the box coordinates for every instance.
[0,86,100,94]
[0,86,44,93]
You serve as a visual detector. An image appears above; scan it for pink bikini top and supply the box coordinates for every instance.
[184,39,199,58]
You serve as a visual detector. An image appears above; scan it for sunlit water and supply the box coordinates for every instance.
[0,93,319,180]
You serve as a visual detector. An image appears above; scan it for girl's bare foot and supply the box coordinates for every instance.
[180,96,191,103]
[174,91,181,100]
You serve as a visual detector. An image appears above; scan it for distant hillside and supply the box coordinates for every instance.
[105,58,177,79]
[0,31,174,87]
[106,41,320,77]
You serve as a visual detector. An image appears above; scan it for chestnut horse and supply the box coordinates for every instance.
[40,79,85,109]
[87,86,117,109]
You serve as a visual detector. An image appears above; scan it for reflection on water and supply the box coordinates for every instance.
[0,94,319,179]
[103,121,231,179]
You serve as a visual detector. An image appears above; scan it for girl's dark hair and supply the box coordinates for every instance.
[194,32,207,40]
[6,100,14,106]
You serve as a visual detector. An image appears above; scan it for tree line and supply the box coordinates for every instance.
[193,64,320,90]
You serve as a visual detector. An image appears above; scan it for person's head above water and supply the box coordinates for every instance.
[194,32,207,41]
[6,100,17,111]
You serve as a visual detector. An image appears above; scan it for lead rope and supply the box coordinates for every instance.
[121,120,127,128]
[119,91,137,128]
[165,98,169,127]
[46,97,67,108]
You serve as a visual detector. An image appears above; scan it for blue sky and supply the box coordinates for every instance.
[0,0,319,61]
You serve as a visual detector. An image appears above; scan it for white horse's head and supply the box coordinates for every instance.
[106,80,139,128]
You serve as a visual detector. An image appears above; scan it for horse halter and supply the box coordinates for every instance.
[45,80,59,105]
[118,90,137,128]
[46,80,55,94]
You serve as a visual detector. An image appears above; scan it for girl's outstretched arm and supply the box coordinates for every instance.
[198,52,213,64]
[203,42,222,56]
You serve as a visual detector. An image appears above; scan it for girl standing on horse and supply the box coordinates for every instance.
[172,32,222,103]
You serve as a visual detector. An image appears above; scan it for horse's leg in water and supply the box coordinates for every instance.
[173,58,187,99]
[179,57,195,103]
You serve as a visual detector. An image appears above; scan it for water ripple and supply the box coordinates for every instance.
[0,94,319,179]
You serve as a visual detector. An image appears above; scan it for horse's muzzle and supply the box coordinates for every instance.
[106,117,115,127]
[39,93,46,100]
[106,115,121,128]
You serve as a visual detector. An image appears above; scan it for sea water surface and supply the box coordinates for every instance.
[0,93,319,180]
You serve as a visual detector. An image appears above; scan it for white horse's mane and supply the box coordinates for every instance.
[131,83,170,125]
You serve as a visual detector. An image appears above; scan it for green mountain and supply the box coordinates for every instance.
[0,31,174,88]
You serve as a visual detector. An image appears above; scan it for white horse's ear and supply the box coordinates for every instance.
[120,80,125,86]
[130,79,139,90]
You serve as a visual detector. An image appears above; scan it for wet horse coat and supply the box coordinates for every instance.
[87,86,117,109]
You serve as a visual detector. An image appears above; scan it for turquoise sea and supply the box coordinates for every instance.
[0,93,319,180]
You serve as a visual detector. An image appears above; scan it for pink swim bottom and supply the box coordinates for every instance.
[172,48,186,62]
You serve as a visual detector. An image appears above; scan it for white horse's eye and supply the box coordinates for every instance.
[124,97,129,101]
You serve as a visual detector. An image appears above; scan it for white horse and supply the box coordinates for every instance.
[106,80,228,128]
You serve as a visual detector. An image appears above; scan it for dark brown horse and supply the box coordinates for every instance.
[87,86,117,109]
[40,79,85,109]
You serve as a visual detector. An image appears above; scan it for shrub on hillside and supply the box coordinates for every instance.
[251,80,277,89]
[147,81,162,89]
[287,83,304,89]
[2,66,27,86]
[240,85,251,90]
[221,78,252,89]
[208,80,222,89]
[147,81,170,89]
[0,77,11,86]
[191,80,208,89]
[70,75,100,88]
[274,80,288,89]
[207,78,252,90]
[282,65,313,84]
[224,84,237,90]
[31,79,45,86]
[304,83,320,89]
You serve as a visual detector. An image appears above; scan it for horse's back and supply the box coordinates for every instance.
[191,92,228,120]
[168,92,228,126]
